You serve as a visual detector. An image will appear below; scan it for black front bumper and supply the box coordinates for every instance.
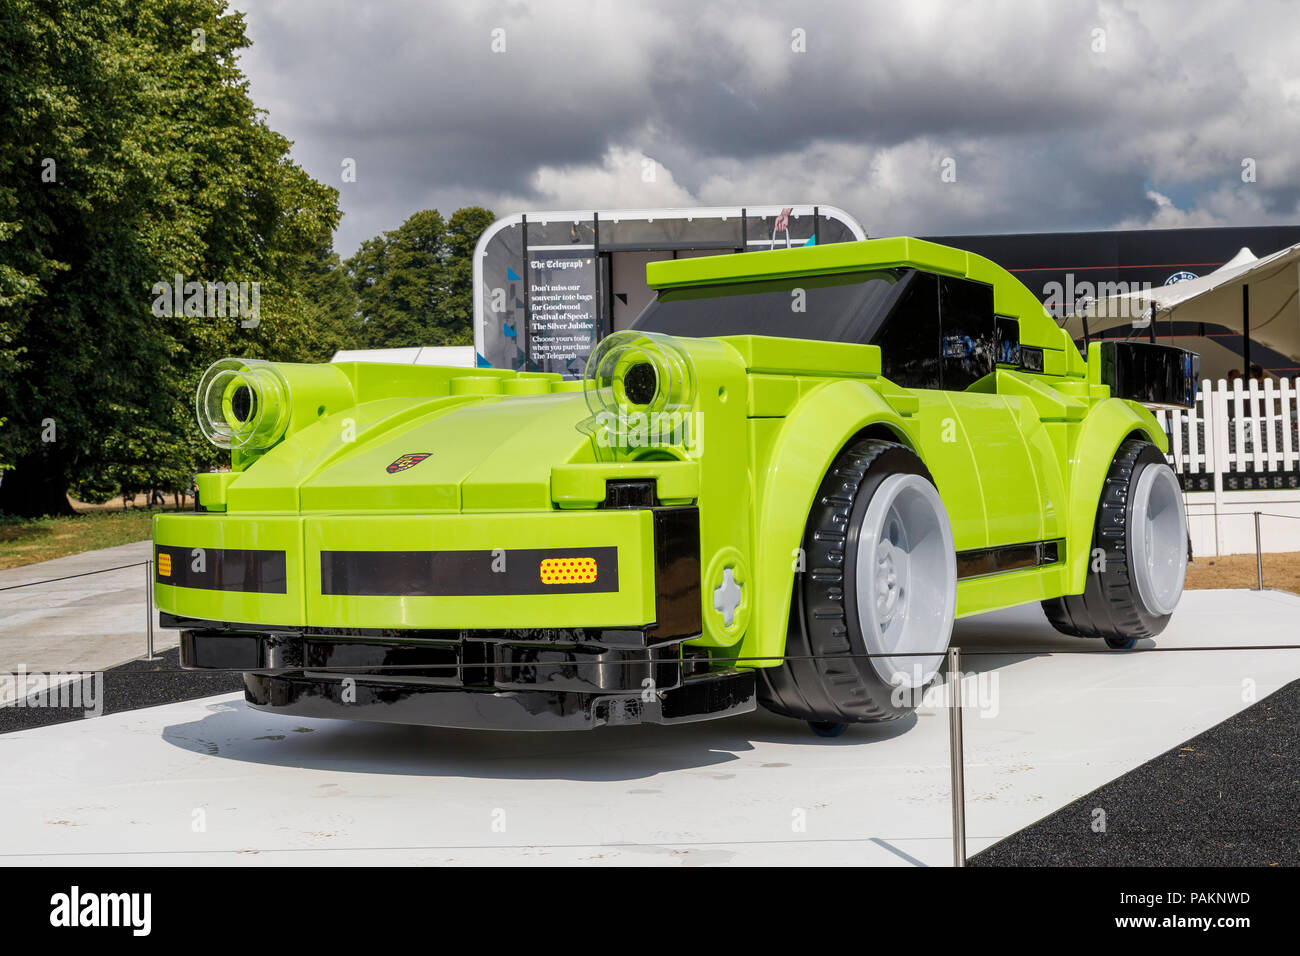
[242,667,755,731]
[175,626,754,731]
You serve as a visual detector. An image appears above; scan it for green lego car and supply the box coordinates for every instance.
[155,237,1198,733]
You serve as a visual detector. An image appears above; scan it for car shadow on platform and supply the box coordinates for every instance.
[160,698,919,782]
[948,601,1144,673]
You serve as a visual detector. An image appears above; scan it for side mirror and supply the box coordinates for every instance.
[1090,341,1200,409]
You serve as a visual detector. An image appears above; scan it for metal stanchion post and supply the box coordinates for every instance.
[145,559,156,660]
[1254,511,1263,590]
[948,645,966,868]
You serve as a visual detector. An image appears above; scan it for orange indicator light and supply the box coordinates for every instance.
[539,557,598,585]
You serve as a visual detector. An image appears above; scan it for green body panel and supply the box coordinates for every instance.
[303,510,656,629]
[157,236,1179,673]
[155,508,657,629]
[154,514,306,626]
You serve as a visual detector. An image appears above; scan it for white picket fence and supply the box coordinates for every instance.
[1153,377,1300,556]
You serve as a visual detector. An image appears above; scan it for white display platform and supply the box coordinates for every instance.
[2,590,1296,866]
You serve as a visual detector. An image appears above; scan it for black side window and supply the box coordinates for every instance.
[871,272,996,390]
[875,271,942,389]
[631,271,904,344]
[994,315,1021,366]
[938,276,996,389]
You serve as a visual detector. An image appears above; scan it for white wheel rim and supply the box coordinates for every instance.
[853,474,957,689]
[1128,462,1187,617]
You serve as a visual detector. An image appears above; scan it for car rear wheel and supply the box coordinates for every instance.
[1042,439,1188,644]
[758,438,958,726]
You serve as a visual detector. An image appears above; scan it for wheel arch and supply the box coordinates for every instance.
[740,379,916,670]
[1063,398,1169,594]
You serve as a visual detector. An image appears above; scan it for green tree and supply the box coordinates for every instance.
[0,220,43,471]
[295,237,362,360]
[345,205,493,349]
[0,0,342,516]
[443,205,496,343]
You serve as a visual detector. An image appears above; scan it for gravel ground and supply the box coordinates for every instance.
[971,678,1300,866]
[0,647,242,735]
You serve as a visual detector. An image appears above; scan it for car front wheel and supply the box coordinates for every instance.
[758,438,958,726]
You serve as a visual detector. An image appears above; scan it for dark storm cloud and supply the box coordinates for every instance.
[238,0,1300,255]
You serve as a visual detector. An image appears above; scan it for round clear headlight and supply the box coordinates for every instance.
[584,330,696,419]
[581,331,697,460]
[196,358,291,450]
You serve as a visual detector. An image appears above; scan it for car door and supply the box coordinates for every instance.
[936,274,1045,549]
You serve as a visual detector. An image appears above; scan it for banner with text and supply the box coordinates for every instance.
[527,252,599,376]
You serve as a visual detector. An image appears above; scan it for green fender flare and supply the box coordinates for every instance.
[739,378,915,669]
[1062,398,1168,595]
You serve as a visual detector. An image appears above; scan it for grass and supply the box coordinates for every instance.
[0,508,165,570]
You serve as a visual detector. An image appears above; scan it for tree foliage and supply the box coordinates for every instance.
[0,0,497,517]
[0,0,341,515]
[344,206,494,349]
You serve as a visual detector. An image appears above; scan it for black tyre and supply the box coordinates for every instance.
[1042,439,1188,643]
[758,438,957,725]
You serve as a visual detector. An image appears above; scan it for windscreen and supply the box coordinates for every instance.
[630,270,908,344]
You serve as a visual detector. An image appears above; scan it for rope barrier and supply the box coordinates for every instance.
[0,561,149,592]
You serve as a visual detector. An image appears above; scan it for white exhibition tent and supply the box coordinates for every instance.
[1065,242,1300,374]
[330,346,476,367]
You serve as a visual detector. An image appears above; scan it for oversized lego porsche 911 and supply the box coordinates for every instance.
[154,237,1198,733]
